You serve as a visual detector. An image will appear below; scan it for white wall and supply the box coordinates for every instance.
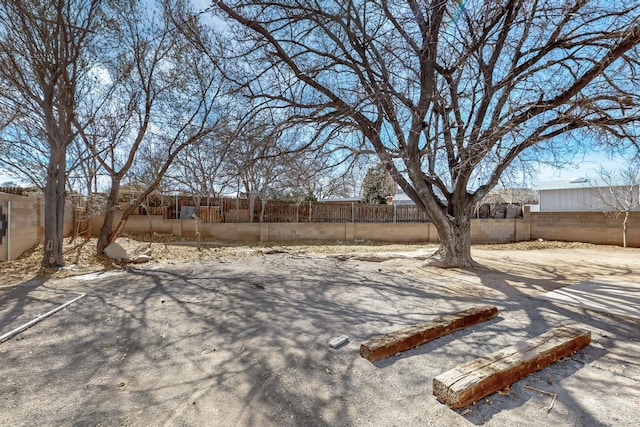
[539,185,640,212]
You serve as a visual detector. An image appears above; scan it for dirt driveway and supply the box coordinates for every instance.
[1,245,639,426]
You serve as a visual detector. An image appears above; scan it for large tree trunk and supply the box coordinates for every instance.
[96,181,121,255]
[622,212,628,248]
[260,198,267,222]
[41,147,66,267]
[402,155,477,268]
[427,211,475,268]
[98,175,176,254]
[248,194,256,223]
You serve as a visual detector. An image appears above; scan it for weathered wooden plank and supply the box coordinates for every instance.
[433,326,591,409]
[360,305,498,362]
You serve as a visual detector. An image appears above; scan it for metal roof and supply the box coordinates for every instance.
[534,178,629,191]
[318,197,362,203]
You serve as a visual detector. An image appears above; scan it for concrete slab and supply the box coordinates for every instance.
[538,277,640,322]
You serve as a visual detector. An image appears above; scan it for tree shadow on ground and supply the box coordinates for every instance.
[1,255,472,425]
[442,254,640,425]
[1,251,639,426]
[0,278,68,336]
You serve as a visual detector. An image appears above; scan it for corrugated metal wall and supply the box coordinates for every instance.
[539,188,597,212]
[539,186,640,212]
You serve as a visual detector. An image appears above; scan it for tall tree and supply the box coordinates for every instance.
[167,131,231,210]
[0,0,101,266]
[279,151,354,203]
[223,115,286,222]
[75,0,224,254]
[213,0,640,267]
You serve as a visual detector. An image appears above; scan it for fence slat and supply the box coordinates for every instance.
[127,196,431,224]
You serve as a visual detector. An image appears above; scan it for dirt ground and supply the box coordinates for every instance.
[1,238,639,426]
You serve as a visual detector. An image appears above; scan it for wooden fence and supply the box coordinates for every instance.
[0,186,34,196]
[258,201,430,223]
[130,197,431,224]
[198,206,222,223]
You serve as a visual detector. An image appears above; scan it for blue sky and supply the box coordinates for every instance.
[2,2,636,190]
[535,151,634,184]
[1,150,630,189]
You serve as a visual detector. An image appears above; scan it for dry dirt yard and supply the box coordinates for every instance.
[1,237,639,426]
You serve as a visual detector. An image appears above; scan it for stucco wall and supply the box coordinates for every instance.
[470,219,529,244]
[111,216,520,244]
[0,192,73,261]
[530,211,640,247]
[112,213,636,247]
[117,219,437,243]
[0,193,41,261]
[353,223,438,243]
[7,205,636,262]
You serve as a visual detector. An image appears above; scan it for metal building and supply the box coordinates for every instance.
[536,178,640,212]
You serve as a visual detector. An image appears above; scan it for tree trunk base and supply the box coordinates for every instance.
[422,246,478,269]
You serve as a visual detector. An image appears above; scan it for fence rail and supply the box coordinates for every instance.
[129,197,431,224]
[78,194,518,224]
[0,186,33,196]
[257,200,431,223]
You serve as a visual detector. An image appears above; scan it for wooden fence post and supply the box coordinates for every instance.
[219,197,224,223]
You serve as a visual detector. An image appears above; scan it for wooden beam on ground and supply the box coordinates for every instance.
[359,305,498,362]
[432,326,591,409]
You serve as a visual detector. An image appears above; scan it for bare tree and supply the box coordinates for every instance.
[223,117,286,222]
[592,164,640,248]
[66,137,103,196]
[279,151,354,203]
[167,133,231,210]
[0,0,102,266]
[75,0,224,254]
[212,0,640,267]
[0,122,49,187]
